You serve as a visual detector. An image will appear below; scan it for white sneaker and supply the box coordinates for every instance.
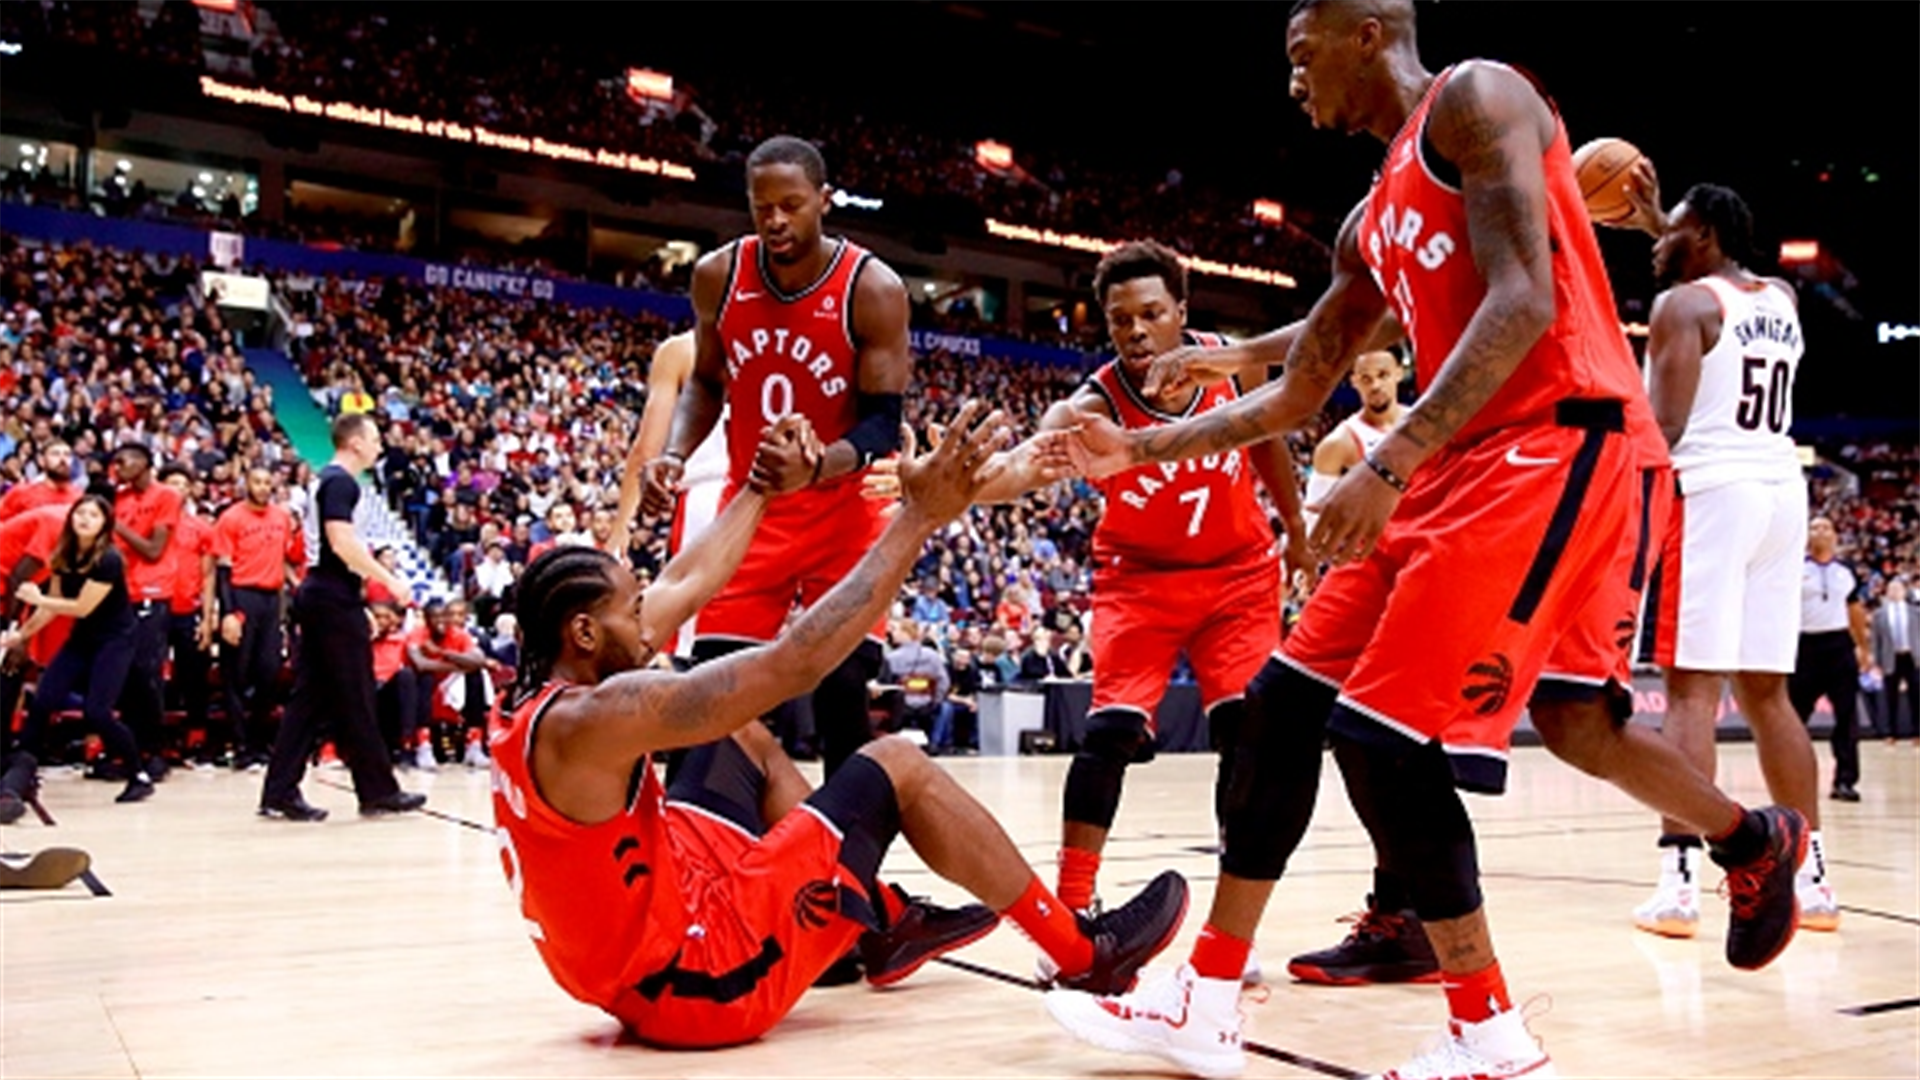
[413,741,438,773]
[1632,845,1700,938]
[1797,830,1839,932]
[1045,964,1244,1079]
[1241,951,1263,987]
[1372,1009,1556,1080]
[1798,878,1840,932]
[463,741,491,770]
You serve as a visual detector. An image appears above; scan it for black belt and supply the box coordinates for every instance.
[235,585,282,596]
[1554,398,1625,432]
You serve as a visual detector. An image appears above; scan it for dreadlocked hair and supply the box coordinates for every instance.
[509,546,621,711]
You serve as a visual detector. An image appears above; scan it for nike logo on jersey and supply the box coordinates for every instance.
[1503,447,1560,467]
[733,290,762,302]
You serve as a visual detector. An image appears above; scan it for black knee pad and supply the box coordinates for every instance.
[815,640,884,777]
[1062,712,1147,829]
[1331,732,1482,921]
[1218,659,1339,881]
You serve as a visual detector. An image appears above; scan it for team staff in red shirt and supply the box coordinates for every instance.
[368,601,419,764]
[212,466,301,769]
[0,441,81,519]
[111,443,182,776]
[0,502,73,764]
[158,464,216,764]
[405,598,493,768]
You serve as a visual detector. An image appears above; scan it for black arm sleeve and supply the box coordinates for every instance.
[845,391,905,468]
[216,564,236,616]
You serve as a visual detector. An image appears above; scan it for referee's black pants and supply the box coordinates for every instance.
[261,579,400,808]
[1789,629,1861,790]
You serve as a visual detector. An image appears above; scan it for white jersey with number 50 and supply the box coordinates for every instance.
[1667,275,1804,495]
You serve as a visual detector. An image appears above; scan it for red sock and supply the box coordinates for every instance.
[1003,876,1094,977]
[1056,847,1101,912]
[1188,923,1251,982]
[1443,960,1512,1024]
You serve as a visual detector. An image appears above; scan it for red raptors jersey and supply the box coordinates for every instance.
[1089,333,1276,572]
[1359,63,1668,461]
[491,682,689,1015]
[716,236,869,497]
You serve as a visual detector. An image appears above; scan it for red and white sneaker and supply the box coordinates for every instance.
[1372,1009,1556,1080]
[1045,963,1245,1079]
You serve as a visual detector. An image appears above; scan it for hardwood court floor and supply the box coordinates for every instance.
[3,742,1916,1079]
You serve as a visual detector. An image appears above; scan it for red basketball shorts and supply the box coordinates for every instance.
[1091,553,1279,724]
[689,480,889,645]
[1283,409,1666,792]
[602,737,902,1045]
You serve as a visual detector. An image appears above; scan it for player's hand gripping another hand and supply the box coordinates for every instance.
[1063,412,1136,481]
[896,400,1011,526]
[638,455,684,518]
[1141,344,1238,399]
[747,414,825,494]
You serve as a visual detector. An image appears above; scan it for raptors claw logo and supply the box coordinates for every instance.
[1613,617,1638,653]
[793,880,839,931]
[1462,653,1514,717]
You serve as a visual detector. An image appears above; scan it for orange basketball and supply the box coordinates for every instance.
[1572,137,1645,226]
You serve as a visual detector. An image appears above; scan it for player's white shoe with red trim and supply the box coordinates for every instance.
[1044,963,1244,1079]
[1370,1009,1556,1080]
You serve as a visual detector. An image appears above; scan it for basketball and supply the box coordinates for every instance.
[1572,137,1645,226]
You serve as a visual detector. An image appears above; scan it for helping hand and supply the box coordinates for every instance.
[747,414,825,494]
[897,400,1011,526]
[1142,344,1238,398]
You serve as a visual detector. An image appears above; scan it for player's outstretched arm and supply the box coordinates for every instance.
[1070,201,1388,480]
[652,254,732,516]
[614,330,695,553]
[633,415,818,653]
[863,395,1087,506]
[555,402,1008,762]
[1645,283,1718,448]
[1142,312,1403,398]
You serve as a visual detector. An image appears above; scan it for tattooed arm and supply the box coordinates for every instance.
[535,404,1006,823]
[1369,61,1558,482]
[1072,199,1388,479]
[1307,62,1559,566]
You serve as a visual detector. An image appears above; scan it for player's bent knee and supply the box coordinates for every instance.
[730,718,781,761]
[1063,715,1147,829]
[1332,734,1483,920]
[1528,692,1623,777]
[856,733,929,784]
[1217,692,1328,881]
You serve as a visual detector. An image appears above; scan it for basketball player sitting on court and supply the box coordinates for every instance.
[491,405,1189,1050]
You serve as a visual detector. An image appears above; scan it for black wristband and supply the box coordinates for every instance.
[1364,452,1408,493]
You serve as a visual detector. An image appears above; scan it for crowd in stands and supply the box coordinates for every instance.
[1,1,1331,292]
